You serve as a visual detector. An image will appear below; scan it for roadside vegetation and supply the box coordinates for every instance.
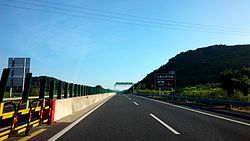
[131,67,250,103]
[133,84,248,102]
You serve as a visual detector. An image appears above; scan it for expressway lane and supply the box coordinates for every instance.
[51,94,249,141]
[129,95,250,141]
[56,94,181,141]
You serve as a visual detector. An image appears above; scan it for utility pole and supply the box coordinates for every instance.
[9,60,14,98]
[9,71,13,98]
[22,58,27,93]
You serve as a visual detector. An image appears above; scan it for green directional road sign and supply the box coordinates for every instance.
[115,82,133,85]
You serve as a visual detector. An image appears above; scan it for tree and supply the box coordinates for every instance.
[237,67,250,96]
[219,69,236,96]
[219,67,250,96]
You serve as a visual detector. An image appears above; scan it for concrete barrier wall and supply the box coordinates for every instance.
[54,93,116,121]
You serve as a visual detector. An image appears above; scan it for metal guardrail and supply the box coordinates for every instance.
[136,93,250,107]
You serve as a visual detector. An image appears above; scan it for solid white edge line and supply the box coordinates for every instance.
[135,95,250,127]
[47,96,113,141]
[133,101,139,106]
[150,113,180,135]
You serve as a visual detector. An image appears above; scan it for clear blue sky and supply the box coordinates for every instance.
[1,0,250,90]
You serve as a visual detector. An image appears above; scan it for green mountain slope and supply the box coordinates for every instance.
[133,44,250,90]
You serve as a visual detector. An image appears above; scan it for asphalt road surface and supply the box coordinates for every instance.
[50,94,250,141]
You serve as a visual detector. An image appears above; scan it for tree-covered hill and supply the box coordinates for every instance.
[132,44,250,90]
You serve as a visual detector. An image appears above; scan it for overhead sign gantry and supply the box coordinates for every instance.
[114,82,134,93]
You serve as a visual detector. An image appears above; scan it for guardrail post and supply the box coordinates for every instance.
[86,86,89,95]
[81,85,84,96]
[0,68,10,102]
[39,76,47,99]
[64,82,68,98]
[74,84,77,97]
[78,85,81,96]
[80,85,82,96]
[49,80,55,99]
[82,86,84,96]
[48,80,56,124]
[89,86,91,95]
[69,83,73,97]
[79,85,82,96]
[83,86,86,96]
[57,81,62,99]
[85,86,87,95]
[22,73,32,101]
